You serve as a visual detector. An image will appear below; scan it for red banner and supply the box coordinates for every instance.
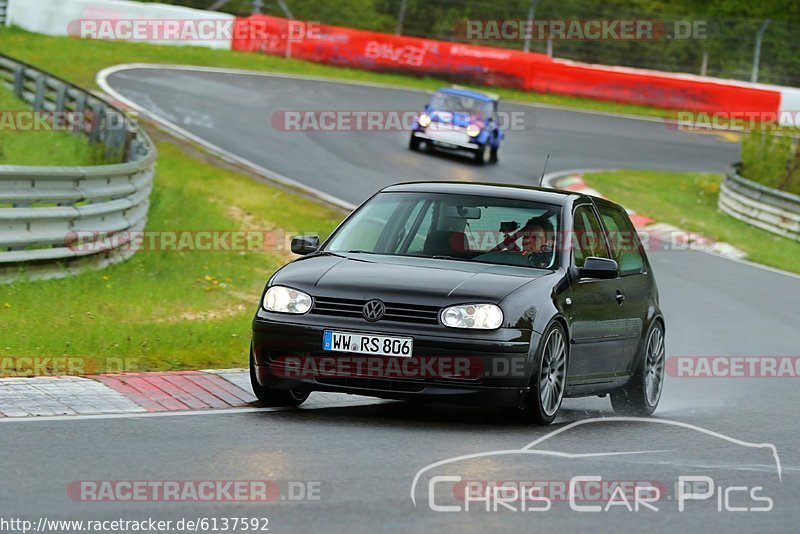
[232,15,780,115]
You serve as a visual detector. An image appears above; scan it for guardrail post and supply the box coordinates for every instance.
[13,65,24,97]
[33,74,47,111]
[88,103,104,144]
[54,83,67,112]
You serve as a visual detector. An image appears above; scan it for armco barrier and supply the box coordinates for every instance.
[232,15,783,118]
[719,166,800,241]
[0,54,156,282]
[0,0,7,26]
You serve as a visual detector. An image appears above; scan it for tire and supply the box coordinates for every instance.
[473,143,490,166]
[490,145,499,163]
[249,345,310,407]
[409,134,421,151]
[504,322,568,425]
[611,321,665,416]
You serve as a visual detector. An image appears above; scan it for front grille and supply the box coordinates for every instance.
[311,296,440,325]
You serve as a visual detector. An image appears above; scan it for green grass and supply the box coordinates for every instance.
[0,84,102,166]
[0,142,342,373]
[0,26,675,119]
[582,170,800,274]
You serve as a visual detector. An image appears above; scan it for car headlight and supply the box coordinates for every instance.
[418,113,431,128]
[441,304,503,330]
[466,124,481,137]
[263,286,312,314]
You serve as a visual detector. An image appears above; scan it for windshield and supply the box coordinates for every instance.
[325,192,560,269]
[428,92,493,120]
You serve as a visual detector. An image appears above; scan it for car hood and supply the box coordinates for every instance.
[271,254,547,305]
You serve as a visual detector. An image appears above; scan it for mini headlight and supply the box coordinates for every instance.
[466,124,481,137]
[441,304,503,330]
[263,286,312,314]
[418,113,432,128]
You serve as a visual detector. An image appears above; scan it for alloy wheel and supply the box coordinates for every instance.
[539,327,567,416]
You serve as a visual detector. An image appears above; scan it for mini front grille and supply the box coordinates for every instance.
[311,297,440,325]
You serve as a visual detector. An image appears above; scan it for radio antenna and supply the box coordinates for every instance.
[537,153,550,187]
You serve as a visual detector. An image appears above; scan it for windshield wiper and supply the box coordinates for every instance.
[315,251,346,258]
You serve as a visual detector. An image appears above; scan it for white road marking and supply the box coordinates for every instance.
[0,398,392,425]
[97,64,356,211]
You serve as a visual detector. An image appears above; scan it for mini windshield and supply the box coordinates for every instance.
[325,192,560,270]
[428,92,493,120]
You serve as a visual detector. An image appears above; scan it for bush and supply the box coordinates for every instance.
[740,131,800,196]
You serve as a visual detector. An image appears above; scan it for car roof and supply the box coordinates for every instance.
[380,181,582,205]
[434,87,495,103]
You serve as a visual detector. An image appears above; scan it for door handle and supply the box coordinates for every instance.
[615,290,625,304]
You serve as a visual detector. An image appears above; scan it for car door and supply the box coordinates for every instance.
[595,200,649,373]
[566,203,628,381]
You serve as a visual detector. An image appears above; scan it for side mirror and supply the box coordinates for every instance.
[578,257,618,280]
[291,235,320,255]
[424,103,431,111]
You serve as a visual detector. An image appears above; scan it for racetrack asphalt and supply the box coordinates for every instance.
[1,66,797,533]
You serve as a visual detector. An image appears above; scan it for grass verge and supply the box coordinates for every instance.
[582,170,800,274]
[0,84,102,166]
[1,140,342,374]
[0,26,675,119]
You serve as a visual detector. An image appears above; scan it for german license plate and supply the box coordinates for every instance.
[323,330,413,357]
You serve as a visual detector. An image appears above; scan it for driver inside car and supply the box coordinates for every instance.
[472,215,555,268]
[518,216,556,268]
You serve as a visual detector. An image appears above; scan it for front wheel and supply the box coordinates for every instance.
[611,321,665,416]
[504,322,568,425]
[249,346,310,407]
[409,134,421,151]
[473,143,490,166]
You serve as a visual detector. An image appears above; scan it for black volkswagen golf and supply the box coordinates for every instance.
[251,182,665,424]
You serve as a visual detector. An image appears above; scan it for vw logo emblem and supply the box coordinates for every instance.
[363,299,386,322]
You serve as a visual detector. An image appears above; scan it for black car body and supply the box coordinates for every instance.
[251,182,665,423]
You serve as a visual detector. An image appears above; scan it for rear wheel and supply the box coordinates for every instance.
[504,322,568,425]
[249,345,310,407]
[611,321,665,416]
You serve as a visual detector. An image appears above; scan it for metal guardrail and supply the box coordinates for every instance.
[0,0,6,26]
[0,53,156,281]
[719,165,800,242]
